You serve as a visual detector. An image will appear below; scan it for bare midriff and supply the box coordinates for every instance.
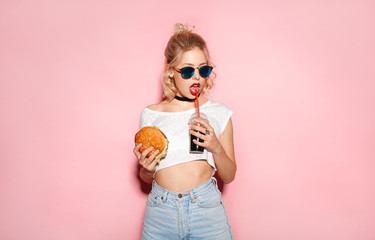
[155,160,213,192]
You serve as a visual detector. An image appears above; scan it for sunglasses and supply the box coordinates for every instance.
[174,66,213,79]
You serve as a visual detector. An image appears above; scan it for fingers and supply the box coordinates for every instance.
[139,146,155,162]
[193,118,209,129]
[190,129,206,139]
[190,126,214,140]
[141,148,159,172]
[191,118,214,134]
[146,149,160,168]
[133,143,142,159]
[135,144,159,171]
[190,119,220,152]
[134,143,154,161]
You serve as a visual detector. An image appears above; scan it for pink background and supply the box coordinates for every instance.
[1,0,375,239]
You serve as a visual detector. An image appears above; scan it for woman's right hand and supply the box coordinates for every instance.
[133,143,159,173]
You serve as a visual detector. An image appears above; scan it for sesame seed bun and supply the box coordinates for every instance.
[134,126,168,163]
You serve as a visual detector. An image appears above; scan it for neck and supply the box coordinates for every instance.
[174,93,200,102]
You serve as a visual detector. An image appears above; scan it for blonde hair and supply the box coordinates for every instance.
[162,23,215,101]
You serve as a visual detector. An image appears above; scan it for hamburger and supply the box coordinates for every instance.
[134,126,168,163]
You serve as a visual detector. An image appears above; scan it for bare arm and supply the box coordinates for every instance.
[133,143,159,184]
[139,167,154,184]
[191,118,236,183]
[212,118,236,183]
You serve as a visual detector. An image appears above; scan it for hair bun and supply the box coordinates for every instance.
[173,23,195,34]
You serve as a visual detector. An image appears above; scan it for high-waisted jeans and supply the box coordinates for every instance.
[141,177,234,240]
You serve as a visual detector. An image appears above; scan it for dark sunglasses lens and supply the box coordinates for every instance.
[199,66,212,77]
[180,67,195,79]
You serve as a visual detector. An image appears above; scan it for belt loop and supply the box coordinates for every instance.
[189,190,196,202]
[162,191,167,203]
[152,180,155,189]
[211,177,218,188]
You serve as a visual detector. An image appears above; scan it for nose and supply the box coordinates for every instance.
[193,68,200,80]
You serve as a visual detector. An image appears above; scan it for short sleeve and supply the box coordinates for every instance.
[139,108,152,129]
[203,102,233,137]
[219,105,233,134]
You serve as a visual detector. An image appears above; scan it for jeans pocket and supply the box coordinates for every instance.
[146,192,161,207]
[196,188,222,208]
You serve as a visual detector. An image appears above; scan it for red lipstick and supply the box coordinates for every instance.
[189,83,201,95]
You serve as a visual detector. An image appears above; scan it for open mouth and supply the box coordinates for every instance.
[190,83,201,95]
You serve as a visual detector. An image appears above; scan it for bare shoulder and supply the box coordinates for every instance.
[146,101,170,111]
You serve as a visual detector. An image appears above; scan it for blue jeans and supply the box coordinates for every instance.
[141,177,234,240]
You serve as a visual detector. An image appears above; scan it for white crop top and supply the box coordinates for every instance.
[138,100,233,174]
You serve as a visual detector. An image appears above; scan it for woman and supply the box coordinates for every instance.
[134,23,236,240]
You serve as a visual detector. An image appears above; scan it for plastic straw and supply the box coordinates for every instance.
[195,91,200,118]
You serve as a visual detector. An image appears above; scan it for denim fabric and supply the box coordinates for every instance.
[141,178,234,240]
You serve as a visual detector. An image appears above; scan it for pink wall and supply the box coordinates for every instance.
[1,1,374,239]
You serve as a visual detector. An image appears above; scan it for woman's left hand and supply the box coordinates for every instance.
[190,118,221,154]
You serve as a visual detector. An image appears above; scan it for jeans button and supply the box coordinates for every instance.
[178,193,182,198]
